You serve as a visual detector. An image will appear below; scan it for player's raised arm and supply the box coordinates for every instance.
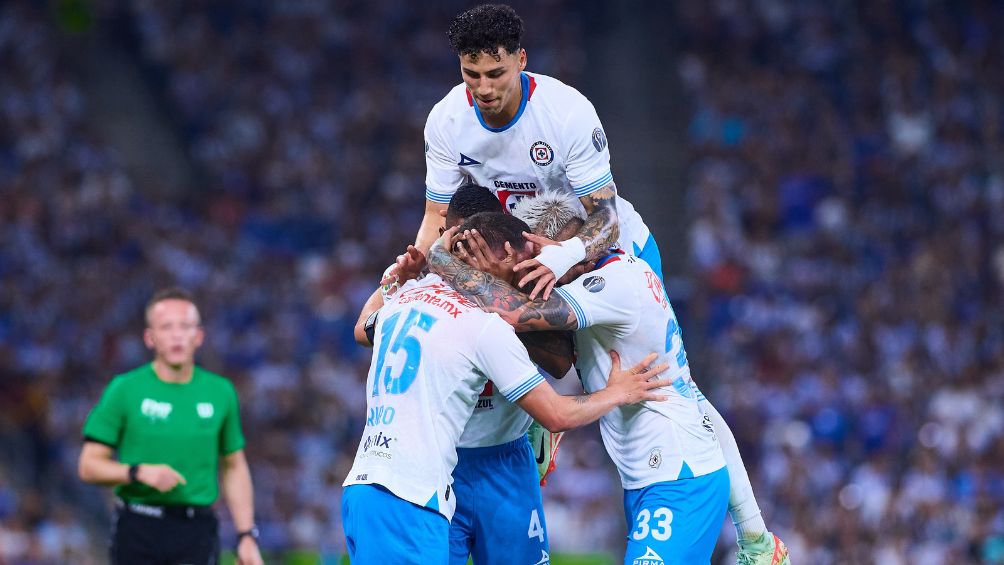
[415,200,449,253]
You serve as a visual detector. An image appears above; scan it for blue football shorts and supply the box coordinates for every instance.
[449,435,550,565]
[622,466,730,565]
[342,483,449,564]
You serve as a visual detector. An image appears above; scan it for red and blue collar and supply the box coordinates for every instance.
[595,248,625,269]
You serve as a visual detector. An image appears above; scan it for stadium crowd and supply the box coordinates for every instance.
[674,1,1004,563]
[1,0,1003,563]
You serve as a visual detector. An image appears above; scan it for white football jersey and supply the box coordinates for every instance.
[553,253,726,489]
[457,380,532,448]
[424,72,651,253]
[343,275,545,521]
[458,357,569,448]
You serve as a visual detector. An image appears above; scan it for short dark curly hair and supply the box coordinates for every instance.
[447,183,503,227]
[447,4,523,60]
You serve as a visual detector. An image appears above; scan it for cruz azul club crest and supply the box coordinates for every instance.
[529,140,554,166]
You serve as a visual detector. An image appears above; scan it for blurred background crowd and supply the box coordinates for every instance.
[1,0,1002,563]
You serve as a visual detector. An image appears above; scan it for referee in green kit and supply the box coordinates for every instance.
[78,288,264,565]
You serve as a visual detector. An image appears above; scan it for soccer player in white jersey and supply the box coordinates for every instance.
[428,196,791,564]
[342,213,670,564]
[353,185,573,564]
[407,4,663,303]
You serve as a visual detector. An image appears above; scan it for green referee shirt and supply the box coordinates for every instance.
[82,363,246,506]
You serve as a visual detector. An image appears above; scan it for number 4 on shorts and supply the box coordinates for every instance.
[528,509,545,542]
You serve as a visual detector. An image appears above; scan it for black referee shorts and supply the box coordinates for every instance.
[110,500,219,565]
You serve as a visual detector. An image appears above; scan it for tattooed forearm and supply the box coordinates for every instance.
[578,184,621,259]
[574,394,592,404]
[427,241,579,331]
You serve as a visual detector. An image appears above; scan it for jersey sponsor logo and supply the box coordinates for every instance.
[362,431,396,458]
[458,153,482,166]
[476,381,494,409]
[648,448,662,469]
[355,474,368,481]
[196,402,214,418]
[582,276,606,293]
[529,140,554,166]
[493,180,538,191]
[494,182,538,213]
[632,547,665,565]
[140,399,172,421]
[395,283,477,317]
[367,406,396,426]
[591,127,607,152]
[645,272,668,308]
[702,413,717,441]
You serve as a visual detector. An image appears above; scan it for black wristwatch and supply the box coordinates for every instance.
[128,464,140,484]
[236,525,259,544]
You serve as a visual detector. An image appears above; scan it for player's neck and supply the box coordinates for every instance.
[152,358,195,384]
[483,80,523,129]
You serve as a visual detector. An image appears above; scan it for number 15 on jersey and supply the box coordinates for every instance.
[372,309,438,397]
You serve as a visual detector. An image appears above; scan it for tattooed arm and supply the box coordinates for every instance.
[427,238,578,332]
[577,183,620,259]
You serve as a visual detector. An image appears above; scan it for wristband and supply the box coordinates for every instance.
[128,464,140,484]
[237,525,260,544]
[533,237,586,282]
[363,310,379,344]
[379,263,400,301]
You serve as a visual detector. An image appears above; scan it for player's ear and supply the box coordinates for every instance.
[517,48,527,71]
[143,328,155,350]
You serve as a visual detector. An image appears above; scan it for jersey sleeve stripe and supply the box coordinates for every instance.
[572,170,614,197]
[554,287,588,329]
[426,187,454,203]
[502,372,545,402]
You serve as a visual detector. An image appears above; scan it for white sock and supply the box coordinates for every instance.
[699,398,767,541]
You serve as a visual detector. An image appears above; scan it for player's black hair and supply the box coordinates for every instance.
[145,287,199,324]
[457,212,530,256]
[447,4,523,60]
[446,183,503,228]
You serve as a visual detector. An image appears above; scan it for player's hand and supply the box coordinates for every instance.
[432,225,463,256]
[605,351,670,405]
[514,233,565,300]
[236,536,264,565]
[381,246,427,290]
[455,228,514,281]
[136,464,186,492]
